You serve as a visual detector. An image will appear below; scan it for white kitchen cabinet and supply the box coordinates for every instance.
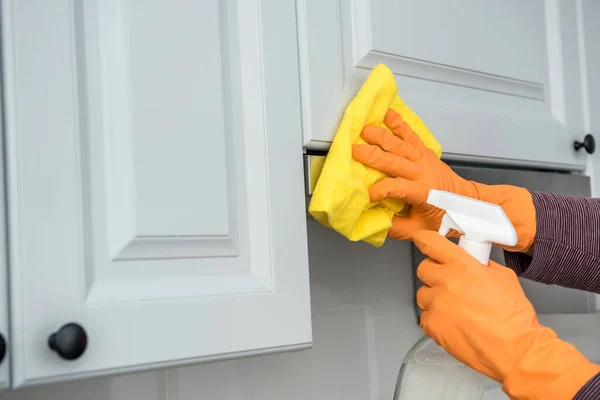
[581,0,600,204]
[0,67,9,390]
[1,0,311,387]
[298,0,587,170]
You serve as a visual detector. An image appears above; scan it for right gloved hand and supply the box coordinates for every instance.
[414,230,600,400]
[352,108,536,252]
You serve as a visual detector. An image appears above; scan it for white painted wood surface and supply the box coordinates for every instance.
[0,35,10,389]
[1,0,598,394]
[581,0,600,193]
[579,0,600,312]
[1,0,311,387]
[2,220,424,400]
[298,0,587,169]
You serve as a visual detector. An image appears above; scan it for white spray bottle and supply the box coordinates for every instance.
[393,190,518,400]
[426,189,518,264]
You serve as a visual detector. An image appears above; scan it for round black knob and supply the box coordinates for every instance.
[0,332,5,364]
[574,134,596,154]
[48,323,87,361]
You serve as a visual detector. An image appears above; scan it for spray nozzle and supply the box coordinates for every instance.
[427,190,517,265]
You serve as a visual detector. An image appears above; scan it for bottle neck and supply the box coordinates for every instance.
[458,236,492,265]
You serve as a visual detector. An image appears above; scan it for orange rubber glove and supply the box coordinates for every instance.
[414,230,600,400]
[352,109,536,252]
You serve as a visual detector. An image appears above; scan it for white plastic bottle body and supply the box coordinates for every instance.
[394,337,485,400]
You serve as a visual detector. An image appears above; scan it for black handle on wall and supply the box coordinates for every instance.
[48,323,87,361]
[0,333,5,364]
[574,134,596,154]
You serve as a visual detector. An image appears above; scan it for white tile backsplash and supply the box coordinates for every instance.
[0,218,429,399]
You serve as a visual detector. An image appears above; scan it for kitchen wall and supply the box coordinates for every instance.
[3,218,424,400]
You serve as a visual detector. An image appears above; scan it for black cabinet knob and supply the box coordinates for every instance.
[574,134,596,154]
[0,332,5,364]
[48,323,87,361]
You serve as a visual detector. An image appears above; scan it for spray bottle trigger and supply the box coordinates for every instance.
[438,212,463,237]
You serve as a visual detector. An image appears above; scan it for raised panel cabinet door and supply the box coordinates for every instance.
[2,0,311,387]
[299,0,587,169]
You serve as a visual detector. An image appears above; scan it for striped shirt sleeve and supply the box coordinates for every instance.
[504,191,600,294]
[503,191,600,399]
[574,373,600,400]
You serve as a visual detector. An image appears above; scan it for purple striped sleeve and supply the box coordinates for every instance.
[574,373,600,400]
[503,191,600,294]
[503,191,600,399]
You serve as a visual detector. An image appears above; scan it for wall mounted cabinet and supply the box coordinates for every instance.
[0,87,9,390]
[1,0,311,387]
[1,0,600,391]
[298,0,587,170]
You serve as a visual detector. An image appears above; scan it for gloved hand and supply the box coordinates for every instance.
[352,109,536,252]
[414,230,600,400]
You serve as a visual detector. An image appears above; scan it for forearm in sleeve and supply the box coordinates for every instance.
[575,373,600,400]
[504,191,600,294]
[503,191,600,398]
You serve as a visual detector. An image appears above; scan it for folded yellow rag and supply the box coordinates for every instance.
[308,64,442,247]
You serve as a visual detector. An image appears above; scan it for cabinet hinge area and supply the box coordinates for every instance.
[303,153,327,198]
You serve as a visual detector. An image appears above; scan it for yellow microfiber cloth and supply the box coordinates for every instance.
[308,64,442,247]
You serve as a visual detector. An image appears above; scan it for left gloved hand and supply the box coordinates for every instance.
[352,109,478,240]
[352,109,536,252]
[414,230,600,400]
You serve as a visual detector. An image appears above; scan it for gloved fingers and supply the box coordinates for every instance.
[368,177,429,204]
[416,285,436,310]
[418,311,439,344]
[360,126,421,162]
[384,109,427,153]
[387,216,422,240]
[352,144,420,180]
[413,230,464,265]
[419,310,429,331]
[419,310,442,346]
[416,258,446,287]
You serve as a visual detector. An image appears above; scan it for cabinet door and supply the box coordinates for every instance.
[582,0,600,275]
[0,77,9,390]
[2,0,311,387]
[299,0,586,169]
